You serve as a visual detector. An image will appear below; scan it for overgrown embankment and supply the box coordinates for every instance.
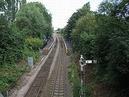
[0,1,53,91]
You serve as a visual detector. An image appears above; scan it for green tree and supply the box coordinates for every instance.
[72,12,96,59]
[16,2,52,39]
[64,2,90,40]
[98,1,114,15]
[14,2,53,60]
[0,16,24,65]
[65,0,129,96]
[95,0,129,96]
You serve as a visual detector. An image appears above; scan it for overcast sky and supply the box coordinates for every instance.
[27,0,103,30]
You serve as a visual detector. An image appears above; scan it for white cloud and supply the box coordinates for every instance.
[27,0,103,29]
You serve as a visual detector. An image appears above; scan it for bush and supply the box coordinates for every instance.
[68,63,92,97]
[68,63,81,97]
[22,47,40,63]
[0,64,26,91]
[25,37,44,50]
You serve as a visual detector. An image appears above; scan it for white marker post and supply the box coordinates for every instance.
[28,57,33,68]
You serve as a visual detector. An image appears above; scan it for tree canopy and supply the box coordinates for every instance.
[64,0,129,96]
[16,2,52,38]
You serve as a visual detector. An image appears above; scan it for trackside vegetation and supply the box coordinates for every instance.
[65,0,129,97]
[0,1,52,91]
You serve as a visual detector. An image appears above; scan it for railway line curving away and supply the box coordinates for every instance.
[24,34,72,97]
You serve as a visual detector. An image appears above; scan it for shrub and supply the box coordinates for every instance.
[25,37,44,50]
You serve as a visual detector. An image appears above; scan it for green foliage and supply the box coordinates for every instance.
[72,11,96,59]
[25,37,43,50]
[14,2,53,62]
[0,0,24,21]
[64,2,90,40]
[98,0,115,15]
[65,0,129,96]
[0,0,6,11]
[0,64,26,91]
[81,85,92,97]
[68,64,81,97]
[0,1,52,91]
[16,2,52,39]
[22,0,26,5]
[0,16,24,65]
[95,14,129,85]
[66,5,97,97]
[23,47,40,63]
[95,0,129,96]
[68,63,92,97]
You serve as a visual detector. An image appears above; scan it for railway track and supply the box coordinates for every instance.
[39,36,72,97]
[24,35,72,97]
[24,37,57,97]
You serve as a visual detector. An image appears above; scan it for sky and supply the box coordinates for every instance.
[27,0,103,30]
